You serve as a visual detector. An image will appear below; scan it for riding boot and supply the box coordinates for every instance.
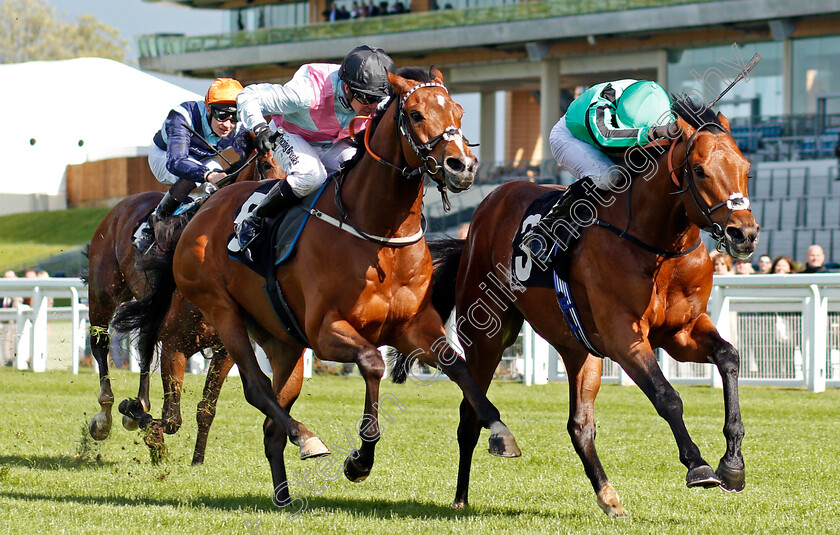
[136,182,191,253]
[524,176,598,265]
[236,179,299,250]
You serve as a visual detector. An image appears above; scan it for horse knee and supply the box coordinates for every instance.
[714,343,740,376]
[196,402,216,430]
[567,414,596,448]
[652,388,684,419]
[356,348,385,380]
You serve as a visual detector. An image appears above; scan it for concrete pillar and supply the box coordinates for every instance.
[479,90,497,164]
[782,39,793,116]
[540,59,560,163]
[656,49,668,88]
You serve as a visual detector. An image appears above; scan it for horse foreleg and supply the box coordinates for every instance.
[662,314,745,492]
[160,344,187,435]
[192,348,234,465]
[118,330,154,430]
[88,324,113,440]
[562,350,626,516]
[315,318,385,483]
[611,333,719,488]
[399,311,520,459]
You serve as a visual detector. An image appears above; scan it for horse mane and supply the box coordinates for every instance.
[671,94,726,133]
[342,66,438,175]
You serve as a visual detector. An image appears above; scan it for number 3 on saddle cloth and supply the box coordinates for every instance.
[225,179,331,347]
[511,189,608,359]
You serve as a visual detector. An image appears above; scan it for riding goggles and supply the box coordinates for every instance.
[210,105,238,123]
[352,90,379,105]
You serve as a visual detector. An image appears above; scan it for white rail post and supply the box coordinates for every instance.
[533,332,549,385]
[303,348,313,378]
[708,286,728,389]
[15,304,31,370]
[806,284,827,392]
[522,322,534,386]
[70,287,82,374]
[30,287,48,372]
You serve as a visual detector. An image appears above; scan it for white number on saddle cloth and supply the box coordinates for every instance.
[227,190,268,253]
[514,213,543,282]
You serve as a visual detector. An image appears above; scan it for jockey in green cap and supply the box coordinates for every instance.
[527,79,676,262]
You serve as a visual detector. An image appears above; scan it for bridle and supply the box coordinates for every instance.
[667,119,751,252]
[354,81,476,211]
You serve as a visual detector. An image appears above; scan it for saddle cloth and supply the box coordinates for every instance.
[511,189,608,359]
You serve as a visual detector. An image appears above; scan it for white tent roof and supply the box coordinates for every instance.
[2,57,201,196]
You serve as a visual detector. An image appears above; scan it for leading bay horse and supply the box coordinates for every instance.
[114,67,520,504]
[86,148,281,464]
[422,96,759,515]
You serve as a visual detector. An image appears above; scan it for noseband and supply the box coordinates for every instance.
[668,124,751,251]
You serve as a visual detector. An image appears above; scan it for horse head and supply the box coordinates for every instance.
[388,68,478,193]
[673,97,759,259]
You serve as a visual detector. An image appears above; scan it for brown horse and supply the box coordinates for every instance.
[86,149,280,464]
[422,96,759,515]
[113,66,521,505]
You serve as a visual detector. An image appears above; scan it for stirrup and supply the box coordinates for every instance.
[135,225,156,254]
[235,217,261,250]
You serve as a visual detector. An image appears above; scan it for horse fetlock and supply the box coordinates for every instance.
[596,483,627,517]
[716,461,746,492]
[686,464,722,488]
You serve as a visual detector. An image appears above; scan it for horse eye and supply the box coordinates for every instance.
[410,110,423,122]
[693,165,705,177]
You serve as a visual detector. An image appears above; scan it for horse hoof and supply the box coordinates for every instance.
[451,500,468,510]
[122,415,139,431]
[488,421,520,457]
[343,453,371,482]
[137,413,153,429]
[686,465,722,488]
[596,482,628,516]
[299,436,331,460]
[88,413,111,440]
[716,462,745,493]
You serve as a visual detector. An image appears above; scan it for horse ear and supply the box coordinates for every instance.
[677,117,696,140]
[716,111,731,132]
[430,67,444,85]
[387,71,413,95]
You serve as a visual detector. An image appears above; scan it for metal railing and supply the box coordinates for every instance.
[137,0,718,58]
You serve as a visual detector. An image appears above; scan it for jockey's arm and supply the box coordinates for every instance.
[588,104,646,150]
[163,110,215,183]
[236,68,313,132]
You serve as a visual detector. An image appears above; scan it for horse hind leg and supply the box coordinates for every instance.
[88,324,113,440]
[192,347,234,465]
[562,349,627,516]
[118,330,155,431]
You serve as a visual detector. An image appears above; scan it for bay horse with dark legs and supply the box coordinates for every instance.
[86,148,281,464]
[113,67,520,505]
[423,96,759,515]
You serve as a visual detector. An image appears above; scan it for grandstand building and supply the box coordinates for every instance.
[139,0,840,261]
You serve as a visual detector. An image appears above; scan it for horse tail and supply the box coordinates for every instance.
[429,237,465,321]
[386,347,410,384]
[111,214,188,368]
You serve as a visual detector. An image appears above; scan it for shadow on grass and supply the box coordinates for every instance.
[0,454,116,470]
[0,488,593,522]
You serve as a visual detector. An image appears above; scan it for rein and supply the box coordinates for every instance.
[323,81,470,247]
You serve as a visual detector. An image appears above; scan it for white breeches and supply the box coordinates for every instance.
[270,129,357,197]
[549,116,624,190]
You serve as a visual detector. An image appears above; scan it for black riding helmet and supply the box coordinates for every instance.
[338,45,396,99]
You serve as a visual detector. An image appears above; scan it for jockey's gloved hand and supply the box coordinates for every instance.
[649,122,680,141]
[253,123,276,154]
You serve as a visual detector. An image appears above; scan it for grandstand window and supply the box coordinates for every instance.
[792,36,840,115]
[667,42,782,119]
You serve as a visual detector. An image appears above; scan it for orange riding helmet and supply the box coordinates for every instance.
[205,78,243,107]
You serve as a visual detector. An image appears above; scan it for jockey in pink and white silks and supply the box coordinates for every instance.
[234,44,396,249]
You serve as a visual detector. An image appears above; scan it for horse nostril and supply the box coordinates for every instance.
[725,226,745,244]
[444,157,465,173]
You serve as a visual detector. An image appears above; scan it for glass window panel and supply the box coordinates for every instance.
[792,35,840,115]
[667,42,782,119]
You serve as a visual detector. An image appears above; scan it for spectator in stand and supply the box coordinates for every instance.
[391,1,407,13]
[801,244,830,273]
[366,0,380,16]
[378,1,389,15]
[710,251,733,274]
[771,255,796,274]
[733,258,755,275]
[323,2,341,21]
[756,254,772,274]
